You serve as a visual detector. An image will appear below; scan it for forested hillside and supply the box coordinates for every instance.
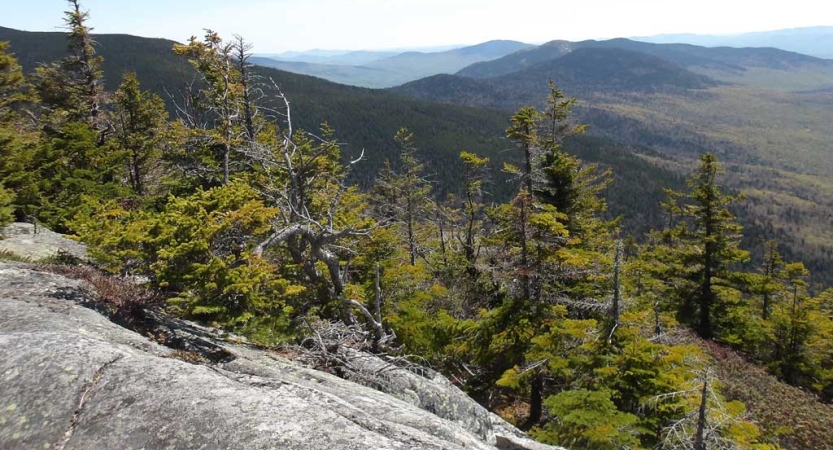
[1,3,832,450]
[458,37,833,91]
[0,24,692,239]
[394,44,833,284]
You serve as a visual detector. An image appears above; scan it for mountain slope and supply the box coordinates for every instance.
[249,56,399,88]
[457,37,833,91]
[249,40,533,88]
[396,46,833,283]
[0,25,189,93]
[395,47,717,108]
[0,27,690,249]
[367,40,533,80]
[457,40,574,79]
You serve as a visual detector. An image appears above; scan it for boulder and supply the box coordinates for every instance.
[0,262,566,450]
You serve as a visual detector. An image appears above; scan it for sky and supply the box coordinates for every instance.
[3,0,832,53]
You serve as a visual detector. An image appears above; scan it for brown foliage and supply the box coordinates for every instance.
[39,263,162,318]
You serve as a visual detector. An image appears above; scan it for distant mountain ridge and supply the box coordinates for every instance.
[257,50,399,66]
[394,47,718,110]
[634,26,833,59]
[456,37,833,86]
[251,40,532,88]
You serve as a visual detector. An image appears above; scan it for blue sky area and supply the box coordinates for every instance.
[3,0,832,52]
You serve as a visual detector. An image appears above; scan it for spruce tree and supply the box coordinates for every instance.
[112,72,168,196]
[372,128,432,266]
[33,0,105,131]
[665,154,749,339]
[173,30,244,185]
[0,41,38,221]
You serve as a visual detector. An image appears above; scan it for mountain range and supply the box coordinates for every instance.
[0,25,831,284]
[251,40,532,88]
[634,26,833,60]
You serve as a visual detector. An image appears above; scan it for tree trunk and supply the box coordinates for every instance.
[524,373,544,430]
[700,203,715,339]
[223,143,230,185]
[609,240,622,340]
[694,377,709,450]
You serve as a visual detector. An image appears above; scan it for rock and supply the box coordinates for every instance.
[0,223,87,261]
[0,262,566,450]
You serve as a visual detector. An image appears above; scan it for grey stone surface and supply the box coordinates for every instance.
[0,262,566,450]
[0,223,87,261]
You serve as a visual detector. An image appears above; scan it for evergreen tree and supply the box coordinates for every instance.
[0,41,30,123]
[232,35,258,142]
[372,128,432,266]
[458,151,489,282]
[112,71,168,196]
[770,262,814,384]
[665,154,749,339]
[173,30,244,185]
[33,122,128,230]
[0,41,38,221]
[756,240,785,320]
[0,183,13,228]
[32,0,105,131]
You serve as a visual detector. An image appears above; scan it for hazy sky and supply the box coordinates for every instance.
[3,0,832,52]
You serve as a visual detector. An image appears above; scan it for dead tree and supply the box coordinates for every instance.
[250,84,392,348]
[653,368,748,450]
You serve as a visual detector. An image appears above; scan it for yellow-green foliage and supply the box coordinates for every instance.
[531,389,640,450]
[0,182,13,228]
[74,182,303,344]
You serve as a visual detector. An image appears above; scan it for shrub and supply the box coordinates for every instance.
[73,181,304,345]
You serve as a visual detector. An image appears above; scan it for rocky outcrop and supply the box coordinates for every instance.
[0,262,565,450]
[0,223,87,261]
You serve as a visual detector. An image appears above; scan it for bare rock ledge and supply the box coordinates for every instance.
[0,262,565,450]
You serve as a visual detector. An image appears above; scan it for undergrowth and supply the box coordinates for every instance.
[696,337,833,450]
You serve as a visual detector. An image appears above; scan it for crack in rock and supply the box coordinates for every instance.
[55,354,124,450]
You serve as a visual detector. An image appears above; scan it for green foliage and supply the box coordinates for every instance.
[74,182,302,344]
[650,154,750,339]
[1,9,830,448]
[372,128,433,266]
[112,71,168,196]
[0,182,13,228]
[531,389,640,450]
[33,121,129,231]
[32,0,105,129]
[0,40,29,121]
